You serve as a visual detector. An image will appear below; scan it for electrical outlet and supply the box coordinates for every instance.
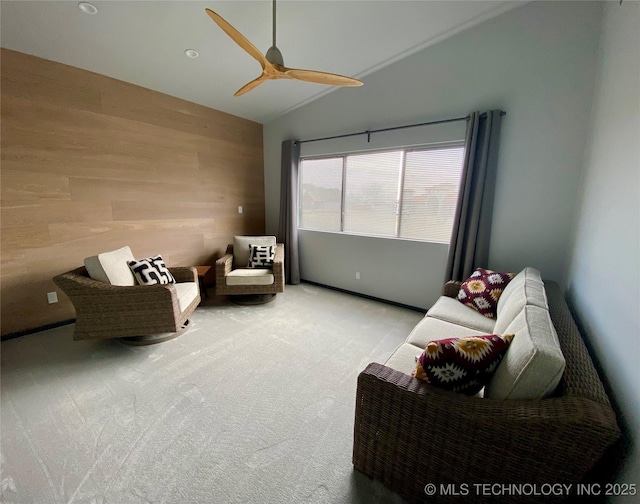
[355,272,361,280]
[238,206,243,214]
[47,291,58,304]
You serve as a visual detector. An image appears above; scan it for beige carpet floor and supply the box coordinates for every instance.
[1,283,423,504]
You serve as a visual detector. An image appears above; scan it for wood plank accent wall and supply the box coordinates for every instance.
[1,49,265,336]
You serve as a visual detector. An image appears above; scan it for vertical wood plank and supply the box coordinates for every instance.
[1,48,265,336]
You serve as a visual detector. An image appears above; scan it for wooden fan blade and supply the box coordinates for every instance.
[205,8,267,68]
[283,68,363,87]
[234,74,270,97]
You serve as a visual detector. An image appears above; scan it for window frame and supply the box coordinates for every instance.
[298,141,465,244]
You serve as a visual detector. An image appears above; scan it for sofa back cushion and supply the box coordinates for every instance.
[233,236,276,268]
[485,305,565,399]
[497,267,544,316]
[84,246,136,286]
[494,273,548,335]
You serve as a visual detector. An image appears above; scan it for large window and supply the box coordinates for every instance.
[299,145,464,244]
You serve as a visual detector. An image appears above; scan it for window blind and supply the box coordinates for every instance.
[299,145,464,244]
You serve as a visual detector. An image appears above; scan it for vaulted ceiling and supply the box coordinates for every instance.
[1,1,521,124]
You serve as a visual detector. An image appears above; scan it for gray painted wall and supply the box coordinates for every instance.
[263,1,602,307]
[565,1,640,498]
[299,230,448,309]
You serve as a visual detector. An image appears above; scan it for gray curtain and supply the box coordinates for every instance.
[277,139,301,284]
[445,110,503,282]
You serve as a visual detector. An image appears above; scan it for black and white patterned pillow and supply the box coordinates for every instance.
[128,255,176,285]
[247,244,275,269]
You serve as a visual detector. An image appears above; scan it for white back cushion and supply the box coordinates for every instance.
[485,305,565,400]
[84,246,136,286]
[497,267,544,317]
[494,279,548,335]
[233,236,276,268]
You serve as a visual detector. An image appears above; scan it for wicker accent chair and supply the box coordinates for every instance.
[54,259,200,345]
[215,236,285,302]
[352,282,620,503]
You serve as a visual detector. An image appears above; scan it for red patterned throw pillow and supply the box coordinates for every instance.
[457,268,515,318]
[413,334,514,395]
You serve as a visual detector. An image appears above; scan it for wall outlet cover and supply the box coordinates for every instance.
[47,291,58,304]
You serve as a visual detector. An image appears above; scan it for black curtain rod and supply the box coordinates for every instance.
[296,111,506,145]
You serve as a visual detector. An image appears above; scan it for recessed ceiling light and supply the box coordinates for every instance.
[78,2,98,15]
[185,49,199,59]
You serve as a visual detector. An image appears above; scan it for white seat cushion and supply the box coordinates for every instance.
[407,316,494,349]
[84,246,136,286]
[426,296,496,333]
[485,305,565,400]
[174,282,199,313]
[226,268,275,286]
[384,343,424,375]
[233,236,276,268]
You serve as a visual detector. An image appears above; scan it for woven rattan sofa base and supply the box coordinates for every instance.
[215,243,285,296]
[54,266,200,341]
[352,281,620,503]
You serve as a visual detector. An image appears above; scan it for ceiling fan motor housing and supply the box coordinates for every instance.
[265,46,284,66]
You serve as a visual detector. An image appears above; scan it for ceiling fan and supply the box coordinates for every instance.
[205,0,364,96]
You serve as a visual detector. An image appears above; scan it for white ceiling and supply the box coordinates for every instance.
[0,0,520,124]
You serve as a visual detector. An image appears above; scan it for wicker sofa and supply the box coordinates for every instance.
[353,269,620,503]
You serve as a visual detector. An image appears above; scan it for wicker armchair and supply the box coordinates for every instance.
[215,236,285,300]
[54,266,200,344]
[352,282,620,503]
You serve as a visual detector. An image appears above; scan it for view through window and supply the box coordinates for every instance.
[299,145,465,244]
